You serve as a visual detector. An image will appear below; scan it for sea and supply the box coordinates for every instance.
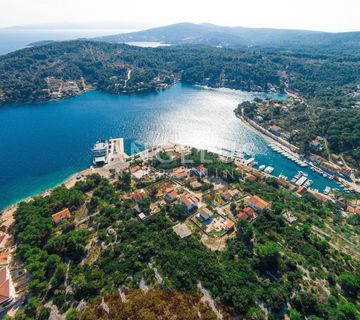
[0,30,340,210]
[0,29,166,55]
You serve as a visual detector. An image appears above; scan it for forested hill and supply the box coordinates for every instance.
[1,39,360,105]
[97,22,360,50]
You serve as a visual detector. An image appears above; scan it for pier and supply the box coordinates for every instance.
[268,143,308,167]
[109,138,127,160]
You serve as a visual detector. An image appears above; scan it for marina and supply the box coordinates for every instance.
[0,84,343,210]
[268,143,308,167]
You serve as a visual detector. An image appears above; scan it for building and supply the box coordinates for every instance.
[131,189,146,202]
[165,188,178,203]
[191,165,208,177]
[138,213,147,220]
[0,251,9,267]
[225,220,235,233]
[282,211,298,224]
[340,166,352,179]
[51,208,71,225]
[221,189,240,202]
[309,154,325,165]
[172,168,188,180]
[321,161,340,175]
[198,208,213,222]
[310,191,331,203]
[245,173,257,181]
[131,169,148,181]
[0,267,12,306]
[242,207,257,219]
[309,155,340,175]
[0,232,9,250]
[347,205,360,215]
[190,181,202,191]
[269,125,281,136]
[179,194,199,212]
[237,211,249,220]
[309,139,323,151]
[296,187,308,197]
[248,195,269,212]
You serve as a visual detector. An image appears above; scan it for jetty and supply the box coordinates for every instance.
[268,143,308,167]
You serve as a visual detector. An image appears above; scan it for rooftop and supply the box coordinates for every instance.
[237,212,249,220]
[249,195,269,210]
[51,208,71,223]
[0,268,10,305]
[199,208,213,220]
[0,251,9,266]
[243,207,256,217]
[225,220,235,229]
[180,194,198,206]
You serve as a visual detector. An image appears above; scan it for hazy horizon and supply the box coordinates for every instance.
[2,21,360,35]
[1,0,360,33]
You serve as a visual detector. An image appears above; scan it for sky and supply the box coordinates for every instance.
[1,0,360,32]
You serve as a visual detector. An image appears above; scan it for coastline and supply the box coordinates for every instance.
[235,111,360,192]
[234,111,298,152]
[1,137,352,231]
[0,167,95,222]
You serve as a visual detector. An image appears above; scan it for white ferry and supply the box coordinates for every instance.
[92,140,109,166]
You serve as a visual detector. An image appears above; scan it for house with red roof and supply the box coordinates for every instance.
[131,189,146,202]
[179,194,199,212]
[340,166,352,178]
[237,212,249,220]
[51,208,71,225]
[243,207,257,219]
[245,173,257,181]
[248,195,269,212]
[172,168,188,180]
[309,139,323,151]
[0,251,10,267]
[225,220,235,233]
[191,165,208,177]
[296,187,308,197]
[269,125,281,136]
[221,189,240,202]
[165,188,178,203]
[237,207,257,221]
[0,267,13,306]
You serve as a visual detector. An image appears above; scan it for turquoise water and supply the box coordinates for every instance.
[0,84,338,210]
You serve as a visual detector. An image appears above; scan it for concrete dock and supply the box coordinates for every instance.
[109,138,127,160]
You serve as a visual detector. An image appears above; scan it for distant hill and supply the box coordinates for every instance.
[97,22,360,50]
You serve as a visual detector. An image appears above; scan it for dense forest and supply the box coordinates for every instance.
[1,40,360,105]
[6,151,359,320]
[97,22,360,50]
